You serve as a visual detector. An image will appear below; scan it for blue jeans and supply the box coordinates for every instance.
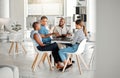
[59,44,79,62]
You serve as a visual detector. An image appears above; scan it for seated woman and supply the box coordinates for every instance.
[58,19,86,71]
[30,22,63,69]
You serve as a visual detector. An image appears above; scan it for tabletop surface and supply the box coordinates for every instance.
[52,37,95,43]
[51,37,72,43]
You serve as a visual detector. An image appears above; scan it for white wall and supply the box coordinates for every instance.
[64,0,76,17]
[24,0,28,30]
[78,0,87,6]
[0,0,9,18]
[10,0,28,30]
[87,0,96,33]
[0,0,9,26]
[64,0,77,31]
[96,0,120,78]
[28,3,63,16]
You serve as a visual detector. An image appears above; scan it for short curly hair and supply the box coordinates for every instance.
[32,22,39,29]
[41,16,48,20]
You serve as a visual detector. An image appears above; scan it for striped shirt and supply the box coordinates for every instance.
[72,28,86,45]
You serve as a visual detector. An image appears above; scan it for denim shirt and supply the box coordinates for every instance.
[38,25,51,44]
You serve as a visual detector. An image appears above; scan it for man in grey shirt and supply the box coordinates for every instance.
[58,19,86,70]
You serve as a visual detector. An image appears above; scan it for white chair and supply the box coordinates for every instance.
[87,45,95,68]
[8,33,27,55]
[62,39,88,74]
[0,65,19,78]
[31,44,53,72]
[83,42,95,68]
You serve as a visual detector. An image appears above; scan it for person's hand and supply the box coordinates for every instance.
[50,33,55,35]
[41,44,46,47]
[54,32,60,36]
[67,33,72,36]
[62,34,67,37]
[51,33,55,35]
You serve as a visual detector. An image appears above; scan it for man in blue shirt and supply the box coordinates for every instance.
[38,16,54,44]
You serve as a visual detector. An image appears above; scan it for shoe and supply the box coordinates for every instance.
[59,64,72,71]
[56,65,64,69]
[72,60,75,63]
[69,58,75,64]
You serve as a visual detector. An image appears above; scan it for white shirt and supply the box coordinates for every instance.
[30,30,43,47]
[53,25,71,35]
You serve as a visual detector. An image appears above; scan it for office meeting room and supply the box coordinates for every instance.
[0,0,97,78]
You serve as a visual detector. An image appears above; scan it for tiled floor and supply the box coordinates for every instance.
[0,40,95,78]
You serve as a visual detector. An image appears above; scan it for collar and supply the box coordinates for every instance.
[34,30,38,33]
[59,25,65,29]
[41,25,45,27]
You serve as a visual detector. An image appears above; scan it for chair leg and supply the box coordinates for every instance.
[69,55,73,63]
[46,53,52,71]
[49,54,55,67]
[15,42,18,53]
[79,54,89,70]
[20,42,27,54]
[76,55,82,75]
[88,51,95,68]
[38,53,46,67]
[42,53,47,63]
[49,54,52,63]
[31,53,39,71]
[62,54,71,72]
[9,42,14,54]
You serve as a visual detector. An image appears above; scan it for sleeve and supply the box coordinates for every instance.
[53,26,58,33]
[30,31,33,38]
[30,31,38,39]
[72,31,79,45]
[38,28,44,34]
[67,27,72,34]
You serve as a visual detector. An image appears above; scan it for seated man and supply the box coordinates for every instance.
[53,17,72,38]
[58,20,86,71]
[30,22,63,69]
[38,16,54,44]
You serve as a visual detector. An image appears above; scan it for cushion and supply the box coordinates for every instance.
[0,67,13,78]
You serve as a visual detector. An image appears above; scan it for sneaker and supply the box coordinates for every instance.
[72,60,75,63]
[59,64,72,71]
